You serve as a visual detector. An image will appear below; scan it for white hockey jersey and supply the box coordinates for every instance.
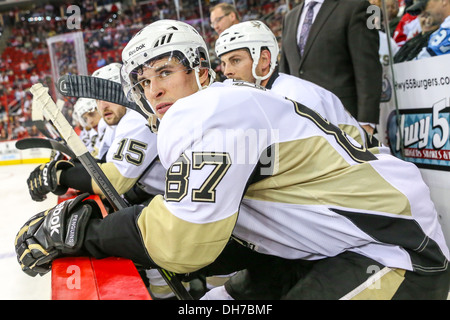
[268,73,372,148]
[78,127,92,151]
[135,82,449,275]
[226,74,369,148]
[95,109,165,196]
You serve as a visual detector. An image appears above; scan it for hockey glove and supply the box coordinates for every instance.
[27,159,74,201]
[15,193,102,277]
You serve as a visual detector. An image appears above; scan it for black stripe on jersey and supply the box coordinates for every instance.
[331,208,449,274]
[289,98,377,163]
[248,144,276,185]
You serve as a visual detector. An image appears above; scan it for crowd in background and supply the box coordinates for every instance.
[0,0,289,140]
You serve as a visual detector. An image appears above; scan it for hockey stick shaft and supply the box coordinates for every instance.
[30,83,193,300]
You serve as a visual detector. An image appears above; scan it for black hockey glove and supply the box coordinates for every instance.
[15,193,102,277]
[27,159,74,201]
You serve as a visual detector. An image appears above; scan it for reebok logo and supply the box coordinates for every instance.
[128,43,146,57]
[50,202,65,236]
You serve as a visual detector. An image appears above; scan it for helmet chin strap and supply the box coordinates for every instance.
[252,62,271,87]
[131,89,160,133]
[194,67,204,90]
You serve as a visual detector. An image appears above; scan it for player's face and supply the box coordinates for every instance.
[220,49,258,83]
[97,100,127,125]
[82,110,102,130]
[137,57,199,119]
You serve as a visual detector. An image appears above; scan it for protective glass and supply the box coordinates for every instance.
[121,51,190,103]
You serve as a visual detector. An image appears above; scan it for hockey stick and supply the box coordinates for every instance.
[30,83,193,300]
[31,94,63,140]
[15,137,77,159]
[57,75,151,119]
[57,74,160,132]
[31,83,127,211]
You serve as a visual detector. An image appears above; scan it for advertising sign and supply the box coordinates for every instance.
[385,55,450,247]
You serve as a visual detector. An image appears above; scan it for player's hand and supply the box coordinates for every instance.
[27,159,74,201]
[15,193,101,277]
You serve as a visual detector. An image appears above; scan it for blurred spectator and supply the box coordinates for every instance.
[394,10,441,62]
[11,117,28,139]
[393,0,426,46]
[22,93,32,115]
[415,0,450,59]
[28,125,41,137]
[30,71,39,84]
[0,71,9,83]
[0,127,8,140]
[210,3,240,35]
[387,0,401,36]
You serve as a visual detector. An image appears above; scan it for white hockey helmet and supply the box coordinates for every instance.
[215,20,279,85]
[120,19,215,109]
[92,62,122,84]
[73,97,99,128]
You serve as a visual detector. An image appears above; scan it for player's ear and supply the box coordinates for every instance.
[198,61,211,86]
[260,49,271,70]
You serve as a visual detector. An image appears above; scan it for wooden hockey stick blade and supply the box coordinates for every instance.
[57,75,150,119]
[15,137,77,159]
[30,83,193,300]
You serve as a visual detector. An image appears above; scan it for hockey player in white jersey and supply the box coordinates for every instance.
[215,20,381,150]
[16,20,450,299]
[25,62,182,298]
[72,97,106,157]
[92,63,188,299]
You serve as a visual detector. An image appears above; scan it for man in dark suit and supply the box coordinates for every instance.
[279,0,382,135]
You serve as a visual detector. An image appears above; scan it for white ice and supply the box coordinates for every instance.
[0,164,57,300]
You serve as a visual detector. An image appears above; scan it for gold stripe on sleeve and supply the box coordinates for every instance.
[91,162,138,196]
[137,195,238,274]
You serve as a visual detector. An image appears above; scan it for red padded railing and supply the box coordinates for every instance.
[52,257,151,300]
[52,193,151,300]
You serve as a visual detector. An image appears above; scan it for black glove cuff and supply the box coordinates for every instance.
[50,160,74,195]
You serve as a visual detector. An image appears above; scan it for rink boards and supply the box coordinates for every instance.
[0,140,51,165]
